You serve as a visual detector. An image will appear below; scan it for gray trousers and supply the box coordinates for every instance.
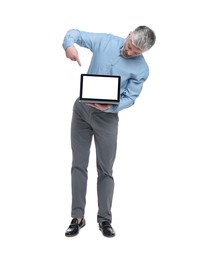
[70,99,119,223]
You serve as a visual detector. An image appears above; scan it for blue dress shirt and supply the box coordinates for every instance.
[63,29,149,113]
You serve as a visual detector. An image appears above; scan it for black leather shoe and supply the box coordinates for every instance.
[99,221,115,237]
[65,218,86,237]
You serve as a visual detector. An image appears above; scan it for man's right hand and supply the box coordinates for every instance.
[65,46,81,66]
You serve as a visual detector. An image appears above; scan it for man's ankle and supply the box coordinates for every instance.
[77,218,82,224]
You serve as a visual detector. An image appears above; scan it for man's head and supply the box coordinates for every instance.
[122,25,156,58]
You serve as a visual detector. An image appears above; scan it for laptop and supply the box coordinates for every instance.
[79,74,121,104]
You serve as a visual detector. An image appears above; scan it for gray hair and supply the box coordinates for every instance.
[131,26,156,52]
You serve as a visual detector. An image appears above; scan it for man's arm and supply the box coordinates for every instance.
[62,29,95,66]
[105,77,146,113]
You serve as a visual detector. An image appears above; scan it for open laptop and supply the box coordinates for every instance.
[79,74,121,104]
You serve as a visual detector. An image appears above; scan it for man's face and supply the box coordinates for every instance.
[122,32,143,58]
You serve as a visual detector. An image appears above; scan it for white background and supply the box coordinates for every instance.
[0,0,209,259]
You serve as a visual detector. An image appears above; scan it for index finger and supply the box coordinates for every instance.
[76,57,81,66]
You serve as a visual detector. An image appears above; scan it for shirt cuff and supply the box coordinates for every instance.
[62,39,75,50]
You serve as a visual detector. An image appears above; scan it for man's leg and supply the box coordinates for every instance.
[70,101,93,219]
[92,111,119,223]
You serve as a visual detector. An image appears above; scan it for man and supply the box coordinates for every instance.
[63,26,156,237]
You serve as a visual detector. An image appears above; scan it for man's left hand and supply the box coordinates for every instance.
[86,103,112,111]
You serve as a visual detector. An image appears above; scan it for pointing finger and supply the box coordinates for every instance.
[76,57,81,66]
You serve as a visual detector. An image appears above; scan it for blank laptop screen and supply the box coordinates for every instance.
[79,74,121,104]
